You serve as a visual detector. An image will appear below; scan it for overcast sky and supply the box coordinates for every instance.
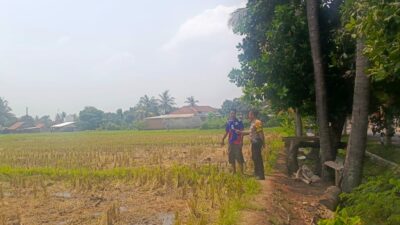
[0,0,245,117]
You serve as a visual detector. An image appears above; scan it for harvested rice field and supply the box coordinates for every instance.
[0,129,285,225]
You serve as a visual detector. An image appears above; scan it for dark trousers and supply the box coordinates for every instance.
[251,142,265,179]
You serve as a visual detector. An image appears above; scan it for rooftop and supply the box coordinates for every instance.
[145,114,196,119]
[170,106,218,115]
[7,122,25,130]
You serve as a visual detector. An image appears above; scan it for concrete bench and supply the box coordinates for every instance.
[282,136,347,176]
[324,161,344,186]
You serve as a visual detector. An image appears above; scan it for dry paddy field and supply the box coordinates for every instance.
[0,129,285,225]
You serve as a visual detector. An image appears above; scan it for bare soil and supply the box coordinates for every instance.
[239,152,333,225]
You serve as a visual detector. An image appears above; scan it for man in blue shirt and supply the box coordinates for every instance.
[221,109,244,173]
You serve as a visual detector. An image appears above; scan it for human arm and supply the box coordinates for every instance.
[259,129,265,148]
[235,120,250,135]
[221,131,228,146]
[255,120,265,148]
[237,130,250,135]
[221,122,230,146]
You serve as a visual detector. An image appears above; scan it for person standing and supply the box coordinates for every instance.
[221,110,244,174]
[239,110,265,180]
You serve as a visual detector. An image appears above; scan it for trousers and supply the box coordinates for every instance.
[251,141,265,179]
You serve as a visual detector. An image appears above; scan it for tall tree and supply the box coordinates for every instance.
[38,115,53,128]
[116,109,123,120]
[340,0,399,192]
[123,107,136,124]
[229,0,354,159]
[19,115,35,127]
[341,40,370,192]
[55,113,63,124]
[306,0,334,179]
[78,106,105,130]
[230,1,316,138]
[136,95,159,119]
[61,112,67,122]
[220,98,250,116]
[0,97,16,127]
[158,90,176,115]
[185,96,199,107]
[102,111,125,130]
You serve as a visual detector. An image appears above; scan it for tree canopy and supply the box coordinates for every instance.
[0,97,16,128]
[229,0,400,192]
[229,0,354,125]
[78,106,105,130]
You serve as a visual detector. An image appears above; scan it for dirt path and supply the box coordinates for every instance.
[239,152,333,225]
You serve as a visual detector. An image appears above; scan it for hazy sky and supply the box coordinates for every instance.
[0,0,245,117]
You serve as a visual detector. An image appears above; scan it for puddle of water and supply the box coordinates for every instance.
[53,192,72,198]
[159,213,175,225]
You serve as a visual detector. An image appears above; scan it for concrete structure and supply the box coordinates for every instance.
[144,114,203,130]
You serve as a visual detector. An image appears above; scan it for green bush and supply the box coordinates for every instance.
[320,174,400,225]
[201,116,226,130]
[101,122,127,130]
[264,116,281,127]
[318,209,362,225]
[132,120,146,130]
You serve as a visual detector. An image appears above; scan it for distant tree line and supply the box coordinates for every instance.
[1,91,245,131]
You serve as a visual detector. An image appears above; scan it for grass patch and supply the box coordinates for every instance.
[363,140,400,178]
[321,138,400,225]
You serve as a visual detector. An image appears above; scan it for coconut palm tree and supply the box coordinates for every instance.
[158,90,176,115]
[137,95,159,118]
[306,0,334,180]
[185,96,199,107]
[341,40,370,193]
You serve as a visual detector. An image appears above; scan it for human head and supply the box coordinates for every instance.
[229,109,237,120]
[248,110,259,121]
[237,112,243,120]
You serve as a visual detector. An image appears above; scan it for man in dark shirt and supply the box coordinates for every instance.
[221,109,244,173]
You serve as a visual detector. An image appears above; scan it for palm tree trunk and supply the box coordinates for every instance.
[341,40,370,193]
[306,0,334,180]
[295,108,303,137]
[330,114,347,160]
